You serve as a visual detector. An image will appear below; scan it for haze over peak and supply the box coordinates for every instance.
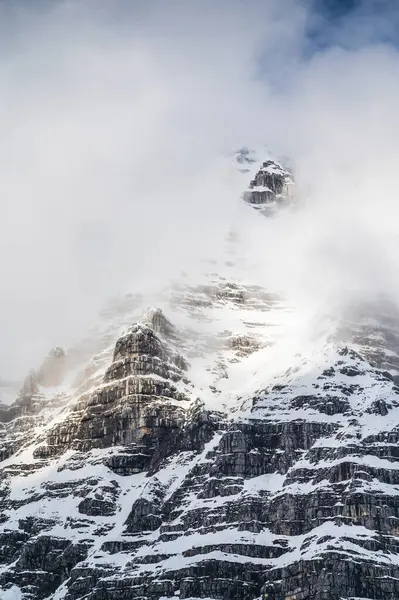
[1,0,399,384]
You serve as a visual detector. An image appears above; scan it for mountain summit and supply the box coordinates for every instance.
[1,157,399,600]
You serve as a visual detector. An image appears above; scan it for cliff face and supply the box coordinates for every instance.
[238,149,294,214]
[1,159,399,600]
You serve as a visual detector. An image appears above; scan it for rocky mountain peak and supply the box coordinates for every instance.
[0,156,399,600]
[243,158,294,214]
[233,147,294,214]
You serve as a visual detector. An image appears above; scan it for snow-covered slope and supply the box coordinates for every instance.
[1,155,399,600]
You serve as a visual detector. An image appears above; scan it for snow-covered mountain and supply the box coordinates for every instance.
[1,154,399,600]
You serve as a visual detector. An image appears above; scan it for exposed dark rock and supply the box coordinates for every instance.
[124,497,162,533]
[78,497,116,517]
[33,314,190,460]
[242,159,294,213]
[0,537,89,599]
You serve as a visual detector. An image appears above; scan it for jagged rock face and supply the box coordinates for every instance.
[0,346,70,463]
[1,164,399,600]
[0,371,45,462]
[0,371,41,422]
[2,299,399,600]
[242,159,294,213]
[53,344,399,600]
[33,310,191,462]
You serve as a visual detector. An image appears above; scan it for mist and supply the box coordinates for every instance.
[1,0,399,383]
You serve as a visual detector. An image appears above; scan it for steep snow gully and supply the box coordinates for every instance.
[1,150,399,600]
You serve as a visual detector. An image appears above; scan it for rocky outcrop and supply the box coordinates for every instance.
[0,345,72,463]
[0,371,42,422]
[0,370,46,462]
[242,159,294,213]
[0,536,89,599]
[33,309,191,463]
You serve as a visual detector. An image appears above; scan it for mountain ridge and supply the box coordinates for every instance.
[1,154,399,600]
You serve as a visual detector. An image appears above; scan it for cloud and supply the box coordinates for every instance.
[0,0,399,384]
[0,0,305,380]
[259,41,399,311]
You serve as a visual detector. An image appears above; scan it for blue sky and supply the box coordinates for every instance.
[307,0,399,51]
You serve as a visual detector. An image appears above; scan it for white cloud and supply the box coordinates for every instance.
[1,0,399,382]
